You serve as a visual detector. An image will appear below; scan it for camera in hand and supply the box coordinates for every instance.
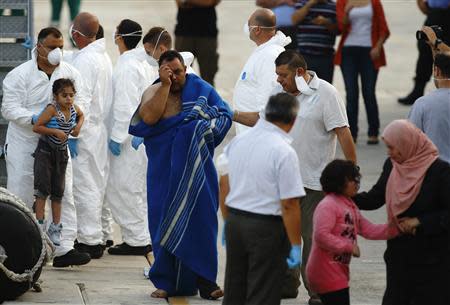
[416,25,443,41]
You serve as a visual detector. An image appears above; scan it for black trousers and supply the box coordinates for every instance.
[319,288,350,305]
[382,248,449,305]
[414,8,450,87]
[222,208,290,305]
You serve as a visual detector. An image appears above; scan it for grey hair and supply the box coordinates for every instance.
[265,93,298,124]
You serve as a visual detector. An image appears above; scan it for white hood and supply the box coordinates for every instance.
[265,31,292,48]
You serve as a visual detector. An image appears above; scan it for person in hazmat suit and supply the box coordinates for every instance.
[1,27,91,267]
[68,12,113,259]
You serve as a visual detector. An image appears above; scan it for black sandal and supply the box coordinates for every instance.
[197,277,223,300]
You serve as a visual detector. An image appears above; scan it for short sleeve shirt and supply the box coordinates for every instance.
[223,119,305,216]
[272,71,349,190]
[408,88,450,163]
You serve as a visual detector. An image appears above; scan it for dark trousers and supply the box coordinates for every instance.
[319,288,350,305]
[51,0,81,22]
[223,208,290,305]
[300,189,325,299]
[302,53,335,84]
[341,46,380,139]
[33,138,68,201]
[413,8,450,89]
[175,36,219,86]
[382,249,448,305]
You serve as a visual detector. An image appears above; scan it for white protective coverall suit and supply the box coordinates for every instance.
[1,53,88,257]
[69,38,113,246]
[105,47,156,246]
[232,31,291,134]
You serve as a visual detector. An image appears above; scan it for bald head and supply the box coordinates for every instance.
[73,12,99,38]
[250,8,276,28]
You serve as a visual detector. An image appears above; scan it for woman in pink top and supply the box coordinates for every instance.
[306,159,398,305]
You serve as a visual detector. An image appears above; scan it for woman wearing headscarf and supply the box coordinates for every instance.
[353,119,450,305]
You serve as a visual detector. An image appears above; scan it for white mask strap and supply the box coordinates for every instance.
[152,30,167,58]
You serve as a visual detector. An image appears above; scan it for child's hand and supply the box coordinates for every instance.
[71,126,81,137]
[54,130,68,142]
[352,244,360,257]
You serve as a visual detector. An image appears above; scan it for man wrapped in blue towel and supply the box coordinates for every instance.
[129,50,232,300]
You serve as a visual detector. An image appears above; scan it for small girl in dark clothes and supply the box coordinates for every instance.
[32,78,84,245]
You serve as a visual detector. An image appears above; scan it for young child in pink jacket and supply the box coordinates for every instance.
[306,160,398,305]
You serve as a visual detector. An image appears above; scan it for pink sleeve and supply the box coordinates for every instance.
[358,212,399,240]
[313,203,354,254]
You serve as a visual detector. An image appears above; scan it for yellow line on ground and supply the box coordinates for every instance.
[168,296,189,305]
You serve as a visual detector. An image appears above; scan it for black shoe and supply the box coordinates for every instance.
[75,243,104,259]
[398,92,422,105]
[308,297,323,305]
[107,243,152,256]
[53,249,91,268]
[105,239,114,248]
[367,136,379,145]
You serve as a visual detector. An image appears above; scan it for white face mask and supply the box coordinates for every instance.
[145,30,167,66]
[243,22,250,37]
[146,54,158,67]
[47,47,62,66]
[243,22,275,38]
[69,24,87,48]
[295,73,315,95]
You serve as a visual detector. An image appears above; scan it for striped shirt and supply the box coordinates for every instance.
[47,103,77,147]
[295,0,337,56]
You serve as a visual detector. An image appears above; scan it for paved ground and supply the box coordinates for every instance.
[4,0,431,304]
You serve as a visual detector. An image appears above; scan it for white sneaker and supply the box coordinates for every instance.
[47,222,63,246]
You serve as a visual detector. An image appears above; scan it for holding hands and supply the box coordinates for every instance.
[398,217,420,235]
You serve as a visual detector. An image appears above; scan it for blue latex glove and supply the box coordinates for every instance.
[222,221,226,247]
[68,139,78,158]
[131,137,144,150]
[108,139,121,156]
[286,245,302,269]
[31,114,39,125]
[21,35,33,50]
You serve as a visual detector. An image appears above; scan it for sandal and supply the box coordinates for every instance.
[197,277,223,300]
[150,289,168,298]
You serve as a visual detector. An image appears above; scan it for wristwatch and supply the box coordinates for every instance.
[434,38,442,50]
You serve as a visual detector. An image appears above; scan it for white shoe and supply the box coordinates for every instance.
[47,222,63,246]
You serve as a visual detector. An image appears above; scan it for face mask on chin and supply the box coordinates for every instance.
[294,73,315,95]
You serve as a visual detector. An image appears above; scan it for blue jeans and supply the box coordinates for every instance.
[341,46,380,138]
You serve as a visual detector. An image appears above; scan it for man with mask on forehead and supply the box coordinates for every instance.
[233,50,356,305]
[104,19,152,256]
[409,51,450,164]
[233,8,291,134]
[1,27,91,267]
[68,12,113,259]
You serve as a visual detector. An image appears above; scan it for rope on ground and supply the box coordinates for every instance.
[0,187,54,286]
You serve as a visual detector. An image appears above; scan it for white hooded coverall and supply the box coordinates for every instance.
[69,38,113,246]
[104,47,156,246]
[233,31,291,134]
[1,54,88,257]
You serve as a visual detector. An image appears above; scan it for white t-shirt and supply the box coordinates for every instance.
[233,31,291,134]
[222,119,305,216]
[272,71,349,190]
[344,3,373,47]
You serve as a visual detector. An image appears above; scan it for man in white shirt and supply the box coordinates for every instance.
[220,92,304,305]
[233,50,356,305]
[233,8,291,134]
